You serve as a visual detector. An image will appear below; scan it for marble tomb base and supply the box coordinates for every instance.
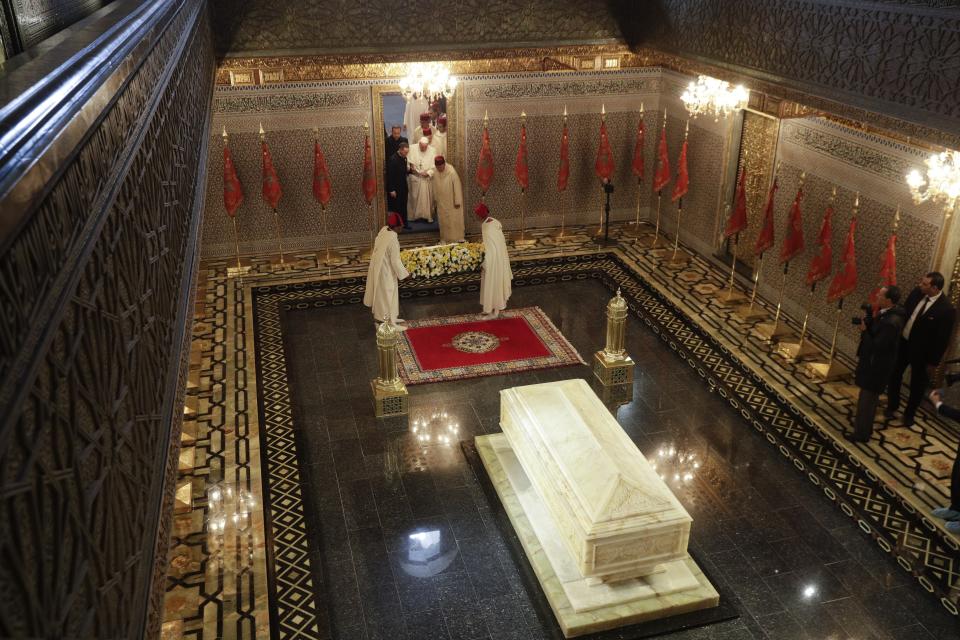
[477,433,719,637]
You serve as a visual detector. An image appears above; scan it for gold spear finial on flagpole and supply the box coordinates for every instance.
[601,103,606,122]
[258,121,265,142]
[894,204,901,230]
[222,125,228,142]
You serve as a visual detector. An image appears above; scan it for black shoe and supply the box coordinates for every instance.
[844,433,869,443]
[403,225,412,230]
[883,409,896,420]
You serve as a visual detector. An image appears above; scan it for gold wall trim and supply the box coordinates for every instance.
[215,45,957,150]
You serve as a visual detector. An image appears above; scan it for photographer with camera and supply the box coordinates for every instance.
[886,272,956,427]
[927,389,960,533]
[849,286,905,442]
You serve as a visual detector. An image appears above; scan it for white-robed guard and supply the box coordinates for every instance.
[407,137,437,222]
[432,155,464,243]
[363,212,410,329]
[475,202,512,318]
[433,114,448,158]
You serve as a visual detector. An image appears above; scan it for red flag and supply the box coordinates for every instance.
[361,134,376,204]
[827,218,857,302]
[723,168,748,239]
[879,234,897,286]
[754,177,778,255]
[595,121,615,180]
[557,122,570,192]
[514,122,529,190]
[476,124,494,192]
[631,117,645,179]
[312,140,332,206]
[671,139,689,202]
[223,146,244,217]
[779,186,805,264]
[261,141,282,209]
[870,233,897,307]
[653,125,671,192]
[805,204,833,286]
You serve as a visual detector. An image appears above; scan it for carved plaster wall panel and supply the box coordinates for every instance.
[204,81,377,257]
[653,0,960,136]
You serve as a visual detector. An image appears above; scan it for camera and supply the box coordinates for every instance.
[943,357,960,387]
[851,302,873,325]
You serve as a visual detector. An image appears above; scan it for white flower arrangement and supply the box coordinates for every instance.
[401,242,484,279]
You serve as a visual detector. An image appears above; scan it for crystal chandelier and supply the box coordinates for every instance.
[906,149,960,211]
[398,62,458,102]
[680,75,749,121]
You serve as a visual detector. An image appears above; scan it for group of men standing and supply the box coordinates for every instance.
[851,271,960,532]
[363,203,512,331]
[385,112,463,243]
[852,271,956,442]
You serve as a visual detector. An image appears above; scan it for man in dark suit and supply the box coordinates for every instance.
[928,389,960,533]
[886,272,956,427]
[386,141,411,229]
[384,125,407,162]
[850,286,905,442]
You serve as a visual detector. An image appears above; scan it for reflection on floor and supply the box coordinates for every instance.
[278,280,956,640]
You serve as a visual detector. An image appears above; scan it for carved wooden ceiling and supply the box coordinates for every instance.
[209,0,960,148]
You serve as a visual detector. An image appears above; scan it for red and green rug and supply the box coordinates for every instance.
[396,306,585,384]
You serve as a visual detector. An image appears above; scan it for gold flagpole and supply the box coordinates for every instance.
[515,111,536,249]
[314,128,344,266]
[547,105,570,244]
[222,126,248,280]
[593,104,607,240]
[624,103,645,238]
[260,122,287,268]
[734,252,767,322]
[361,122,376,261]
[669,120,690,265]
[650,110,668,249]
[231,217,243,274]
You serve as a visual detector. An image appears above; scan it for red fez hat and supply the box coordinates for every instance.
[421,126,432,136]
[419,112,432,123]
[438,114,448,125]
[387,212,403,227]
[474,202,490,220]
[434,155,445,166]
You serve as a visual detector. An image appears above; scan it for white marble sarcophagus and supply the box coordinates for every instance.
[501,378,691,582]
[477,379,718,637]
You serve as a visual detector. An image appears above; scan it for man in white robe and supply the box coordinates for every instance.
[407,137,437,222]
[433,114,448,159]
[432,156,463,243]
[403,99,430,137]
[475,202,512,318]
[363,213,410,329]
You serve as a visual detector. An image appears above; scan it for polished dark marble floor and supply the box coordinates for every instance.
[279,279,959,640]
